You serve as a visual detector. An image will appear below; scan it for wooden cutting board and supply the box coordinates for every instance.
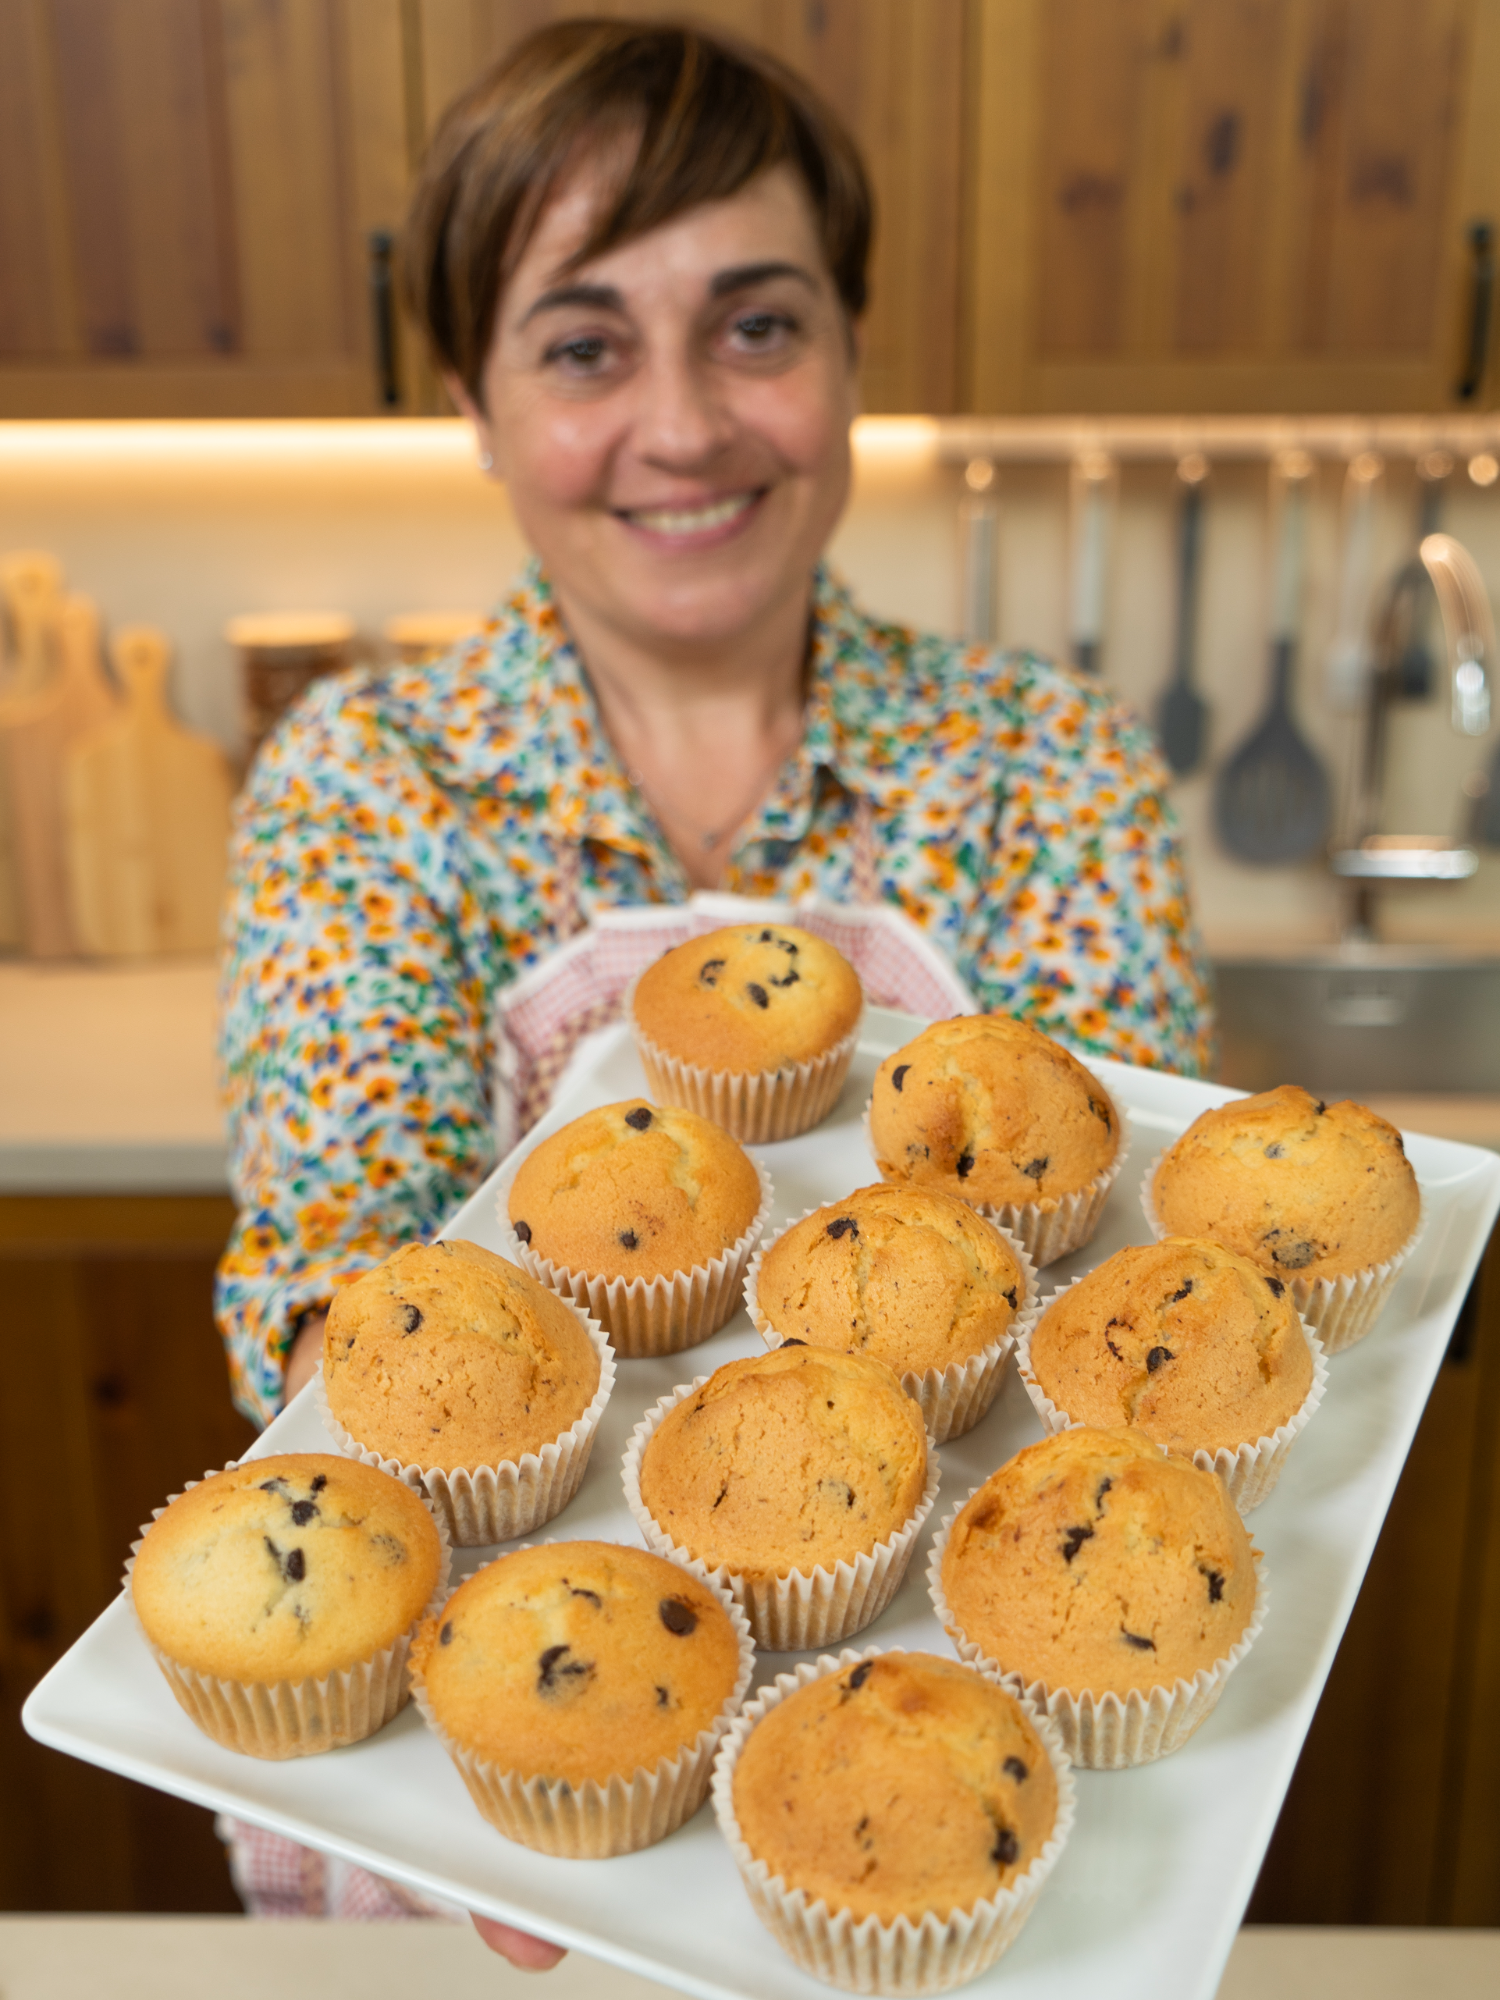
[0,592,121,958]
[64,626,234,958]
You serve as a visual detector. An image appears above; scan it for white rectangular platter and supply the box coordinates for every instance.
[25,1010,1500,2000]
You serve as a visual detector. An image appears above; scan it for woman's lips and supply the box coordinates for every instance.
[616,490,763,547]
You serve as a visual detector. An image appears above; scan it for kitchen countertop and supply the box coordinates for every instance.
[2,959,1498,1196]
[0,1919,1494,2000]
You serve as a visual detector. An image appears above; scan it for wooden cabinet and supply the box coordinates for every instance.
[966,0,1500,413]
[0,1194,253,1911]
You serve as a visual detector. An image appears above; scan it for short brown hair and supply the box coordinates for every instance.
[402,17,872,407]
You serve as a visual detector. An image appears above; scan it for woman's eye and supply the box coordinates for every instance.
[729,311,794,350]
[546,334,610,372]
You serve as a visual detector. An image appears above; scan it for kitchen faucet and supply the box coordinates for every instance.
[1332,530,1492,941]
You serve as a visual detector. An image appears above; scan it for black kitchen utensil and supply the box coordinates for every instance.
[1213,472,1333,864]
[1155,474,1208,776]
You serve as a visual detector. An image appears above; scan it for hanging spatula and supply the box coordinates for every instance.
[1213,456,1333,865]
[1155,455,1209,776]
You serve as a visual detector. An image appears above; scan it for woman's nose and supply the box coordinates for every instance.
[631,348,734,469]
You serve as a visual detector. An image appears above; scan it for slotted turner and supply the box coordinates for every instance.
[1214,464,1332,864]
[1155,463,1209,775]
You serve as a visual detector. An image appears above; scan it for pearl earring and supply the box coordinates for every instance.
[477,449,493,472]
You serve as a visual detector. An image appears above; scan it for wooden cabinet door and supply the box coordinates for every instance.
[0,0,414,418]
[966,0,1500,414]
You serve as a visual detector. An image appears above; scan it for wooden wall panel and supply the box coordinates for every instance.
[0,0,77,357]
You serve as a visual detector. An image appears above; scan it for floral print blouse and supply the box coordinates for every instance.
[218,561,1212,1425]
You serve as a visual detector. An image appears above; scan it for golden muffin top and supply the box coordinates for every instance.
[631,923,862,1074]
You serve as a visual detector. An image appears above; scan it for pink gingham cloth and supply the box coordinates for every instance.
[219,1816,464,1921]
[493,891,976,1153]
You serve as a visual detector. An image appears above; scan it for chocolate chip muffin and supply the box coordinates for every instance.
[409,1541,749,1856]
[868,1014,1121,1265]
[1025,1238,1315,1457]
[747,1184,1029,1441]
[729,1652,1060,1924]
[322,1238,600,1473]
[638,1346,929,1582]
[130,1453,444,1756]
[938,1427,1258,1702]
[508,1099,763,1285]
[1148,1085,1421,1284]
[630,923,863,1141]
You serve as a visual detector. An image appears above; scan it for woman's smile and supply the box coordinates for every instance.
[615,489,765,548]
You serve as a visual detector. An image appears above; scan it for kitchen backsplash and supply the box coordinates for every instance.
[2,416,1498,956]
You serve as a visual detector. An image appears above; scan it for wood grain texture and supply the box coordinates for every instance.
[64,627,233,959]
[0,1193,251,1912]
[0,0,78,358]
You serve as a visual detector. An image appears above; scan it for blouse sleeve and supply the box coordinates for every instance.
[960,658,1213,1077]
[215,680,497,1427]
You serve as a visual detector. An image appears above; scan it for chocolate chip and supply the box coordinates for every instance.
[956,1151,975,1179]
[758,929,774,942]
[513,1219,532,1244]
[1121,1628,1157,1650]
[536,1644,595,1696]
[769,968,799,987]
[1004,1286,1018,1308]
[846,1660,874,1691]
[1021,1156,1049,1181]
[659,1598,699,1636]
[1104,1335,1124,1361]
[1088,1096,1113,1126]
[656,1685,670,1707]
[712,1481,729,1508]
[1264,1142,1285,1159]
[1314,1099,1326,1114]
[1061,1524,1094,1563]
[439,1620,453,1645]
[780,1337,807,1347]
[624,1106,653,1130]
[1266,1275,1285,1297]
[746,982,769,1008]
[619,1229,639,1249]
[258,1477,287,1493]
[991,1825,1020,1866]
[1003,1756,1029,1782]
[891,1064,910,1092]
[1264,1230,1316,1270]
[1094,1476,1112,1509]
[285,1547,305,1582]
[401,1303,423,1335]
[826,1216,859,1240]
[1147,1345,1173,1372]
[699,958,725,986]
[1200,1566,1225,1603]
[290,1499,317,1526]
[311,1474,327,1493]
[1168,1280,1193,1303]
[566,1583,602,1609]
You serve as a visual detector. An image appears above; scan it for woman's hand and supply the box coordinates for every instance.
[472,1914,568,1970]
[282,1312,326,1404]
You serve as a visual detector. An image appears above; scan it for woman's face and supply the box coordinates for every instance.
[460,160,859,657]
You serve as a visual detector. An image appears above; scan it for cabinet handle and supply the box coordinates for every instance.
[1456,219,1495,403]
[368,229,400,410]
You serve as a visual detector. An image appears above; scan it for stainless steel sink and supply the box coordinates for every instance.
[1212,950,1500,1094]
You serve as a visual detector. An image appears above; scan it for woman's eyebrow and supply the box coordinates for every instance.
[519,281,624,325]
[709,260,818,296]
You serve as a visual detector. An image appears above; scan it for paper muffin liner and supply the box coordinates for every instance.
[1139,1149,1429,1356]
[317,1305,616,1546]
[409,1550,755,1859]
[500,1160,774,1359]
[123,1460,452,1760]
[622,1376,942,1652]
[862,1090,1128,1270]
[1011,1278,1329,1514]
[710,1645,1076,1995]
[925,1493,1267,1768]
[742,1204,1037,1444]
[629,976,862,1144]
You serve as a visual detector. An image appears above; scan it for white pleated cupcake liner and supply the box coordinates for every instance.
[629,981,862,1144]
[124,1459,452,1759]
[499,1160,774,1358]
[925,1493,1267,1768]
[316,1305,616,1546]
[1139,1150,1429,1355]
[1011,1276,1329,1514]
[861,1087,1128,1269]
[742,1203,1037,1445]
[409,1551,755,1859]
[622,1375,941,1652]
[710,1645,1076,1995]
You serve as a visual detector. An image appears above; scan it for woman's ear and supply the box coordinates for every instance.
[444,373,500,477]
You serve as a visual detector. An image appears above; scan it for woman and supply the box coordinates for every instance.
[215,17,1209,1945]
[219,17,1209,1433]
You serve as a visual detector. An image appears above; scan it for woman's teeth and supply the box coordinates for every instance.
[627,493,755,535]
